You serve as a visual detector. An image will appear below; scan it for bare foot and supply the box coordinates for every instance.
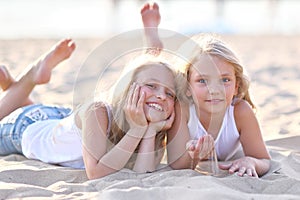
[141,2,161,28]
[32,38,76,84]
[140,2,163,54]
[0,65,15,91]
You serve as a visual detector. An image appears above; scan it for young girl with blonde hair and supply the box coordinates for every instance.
[0,2,185,180]
[80,55,186,179]
[0,52,185,180]
[167,33,271,177]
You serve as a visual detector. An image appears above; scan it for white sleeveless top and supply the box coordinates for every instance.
[21,113,84,168]
[22,105,112,169]
[188,104,243,161]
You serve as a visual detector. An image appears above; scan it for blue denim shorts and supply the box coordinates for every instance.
[0,104,72,155]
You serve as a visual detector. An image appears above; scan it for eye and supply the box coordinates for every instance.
[166,91,175,99]
[145,83,155,89]
[222,78,230,83]
[198,79,207,84]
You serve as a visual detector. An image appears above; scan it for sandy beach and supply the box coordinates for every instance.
[0,35,299,199]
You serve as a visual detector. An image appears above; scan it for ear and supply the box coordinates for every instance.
[186,88,192,97]
[234,81,239,95]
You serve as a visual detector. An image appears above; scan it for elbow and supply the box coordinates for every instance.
[87,173,99,180]
[87,173,101,180]
[85,168,105,180]
[168,161,180,169]
[85,165,116,180]
[168,159,191,170]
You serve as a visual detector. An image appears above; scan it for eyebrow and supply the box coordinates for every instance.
[220,73,234,77]
[196,72,234,77]
[143,78,175,92]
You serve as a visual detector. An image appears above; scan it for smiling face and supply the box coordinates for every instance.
[188,55,238,116]
[134,64,176,122]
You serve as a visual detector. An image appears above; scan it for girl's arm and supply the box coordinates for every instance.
[133,130,157,172]
[219,100,271,177]
[133,111,175,172]
[167,102,193,169]
[82,84,149,179]
[81,103,147,180]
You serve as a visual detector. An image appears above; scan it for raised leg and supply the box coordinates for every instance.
[0,39,76,120]
[141,2,163,54]
[0,65,14,91]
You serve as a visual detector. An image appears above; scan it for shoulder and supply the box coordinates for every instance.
[233,100,257,131]
[75,101,109,129]
[233,100,255,117]
[87,101,110,119]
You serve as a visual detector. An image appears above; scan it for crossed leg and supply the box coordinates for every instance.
[0,65,34,107]
[0,65,14,91]
[0,39,76,120]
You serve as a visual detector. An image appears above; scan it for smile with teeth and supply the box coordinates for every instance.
[147,103,163,111]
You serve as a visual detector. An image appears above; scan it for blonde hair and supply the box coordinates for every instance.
[77,53,187,168]
[91,55,186,167]
[179,33,255,109]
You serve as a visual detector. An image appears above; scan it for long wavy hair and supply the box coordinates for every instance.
[99,55,187,167]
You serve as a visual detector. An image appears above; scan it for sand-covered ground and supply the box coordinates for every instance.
[0,35,299,199]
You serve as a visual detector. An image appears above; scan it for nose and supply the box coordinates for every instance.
[208,82,222,95]
[156,88,167,100]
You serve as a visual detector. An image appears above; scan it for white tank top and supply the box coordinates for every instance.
[22,104,112,169]
[188,104,243,161]
[21,113,85,168]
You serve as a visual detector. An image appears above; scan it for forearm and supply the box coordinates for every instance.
[85,127,146,179]
[133,132,157,172]
[167,131,192,169]
[100,127,146,169]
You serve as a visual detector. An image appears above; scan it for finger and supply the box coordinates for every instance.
[195,137,204,154]
[229,164,239,174]
[237,167,246,176]
[189,145,196,151]
[200,137,210,159]
[186,140,196,151]
[196,137,204,150]
[203,135,214,152]
[199,136,213,159]
[132,84,140,106]
[168,110,175,122]
[218,162,232,170]
[196,137,205,159]
[252,169,258,178]
[137,90,145,110]
[126,83,136,106]
[165,111,175,128]
[246,168,252,177]
[207,135,215,146]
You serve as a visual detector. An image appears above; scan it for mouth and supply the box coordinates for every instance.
[205,99,224,103]
[147,103,164,111]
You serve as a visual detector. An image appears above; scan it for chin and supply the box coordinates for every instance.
[146,110,169,123]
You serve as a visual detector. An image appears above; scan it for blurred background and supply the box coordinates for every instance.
[0,0,299,39]
[0,0,299,141]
